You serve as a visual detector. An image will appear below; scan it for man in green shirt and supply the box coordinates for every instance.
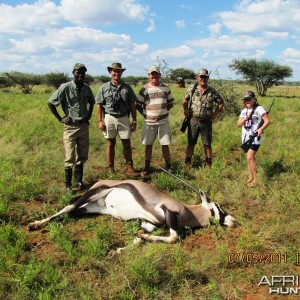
[48,63,95,191]
[96,62,137,175]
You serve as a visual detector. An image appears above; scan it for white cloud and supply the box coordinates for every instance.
[0,2,60,34]
[175,20,186,29]
[208,23,222,36]
[282,47,300,61]
[60,0,149,26]
[264,31,289,39]
[218,0,300,34]
[8,27,132,54]
[146,19,155,32]
[150,45,194,60]
[186,35,270,52]
[132,43,149,55]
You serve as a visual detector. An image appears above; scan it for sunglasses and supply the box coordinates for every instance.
[199,75,208,79]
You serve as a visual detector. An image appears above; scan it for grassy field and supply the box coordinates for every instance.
[0,83,300,299]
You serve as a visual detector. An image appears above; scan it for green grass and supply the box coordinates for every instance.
[0,83,299,299]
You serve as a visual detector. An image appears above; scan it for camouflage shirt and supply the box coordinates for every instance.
[184,84,224,119]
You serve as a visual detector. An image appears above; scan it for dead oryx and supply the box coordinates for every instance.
[28,180,236,252]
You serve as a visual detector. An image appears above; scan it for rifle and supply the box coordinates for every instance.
[180,83,198,133]
[240,98,275,153]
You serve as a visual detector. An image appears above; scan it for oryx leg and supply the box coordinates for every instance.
[28,187,112,230]
[28,203,78,230]
[137,205,179,244]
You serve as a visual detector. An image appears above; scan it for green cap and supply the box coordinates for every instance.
[73,63,87,72]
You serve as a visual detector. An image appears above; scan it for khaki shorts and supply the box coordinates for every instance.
[63,122,89,168]
[141,120,171,145]
[103,114,131,139]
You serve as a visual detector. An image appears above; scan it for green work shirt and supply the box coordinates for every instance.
[95,81,137,116]
[48,81,95,123]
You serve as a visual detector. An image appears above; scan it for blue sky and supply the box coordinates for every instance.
[1,0,300,80]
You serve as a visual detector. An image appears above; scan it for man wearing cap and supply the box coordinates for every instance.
[48,63,95,191]
[182,68,224,169]
[96,62,138,174]
[137,66,174,177]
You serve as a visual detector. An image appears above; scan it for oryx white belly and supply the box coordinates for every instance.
[101,188,163,224]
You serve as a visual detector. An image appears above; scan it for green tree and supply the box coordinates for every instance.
[0,74,13,88]
[170,68,195,81]
[44,72,70,89]
[229,58,293,96]
[4,71,43,94]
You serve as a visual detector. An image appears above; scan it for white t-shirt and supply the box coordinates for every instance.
[240,105,267,144]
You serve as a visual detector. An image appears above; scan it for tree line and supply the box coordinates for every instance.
[0,58,294,96]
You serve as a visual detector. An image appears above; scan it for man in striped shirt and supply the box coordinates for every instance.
[137,66,174,177]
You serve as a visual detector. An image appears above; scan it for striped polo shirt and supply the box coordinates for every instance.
[137,83,174,124]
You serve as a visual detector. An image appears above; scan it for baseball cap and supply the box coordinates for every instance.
[198,68,209,77]
[73,63,87,72]
[148,66,161,74]
[243,91,256,100]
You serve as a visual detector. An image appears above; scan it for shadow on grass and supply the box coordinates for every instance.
[263,158,288,179]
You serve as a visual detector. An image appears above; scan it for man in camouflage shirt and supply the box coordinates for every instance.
[182,68,224,169]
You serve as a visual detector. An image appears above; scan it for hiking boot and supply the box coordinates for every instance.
[126,162,137,176]
[205,157,212,169]
[141,160,151,177]
[141,168,151,177]
[165,162,172,173]
[185,157,192,167]
[107,165,115,174]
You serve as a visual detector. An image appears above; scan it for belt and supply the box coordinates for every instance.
[69,120,88,125]
[192,116,210,122]
[105,113,128,118]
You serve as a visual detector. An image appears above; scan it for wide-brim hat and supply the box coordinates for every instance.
[107,62,126,72]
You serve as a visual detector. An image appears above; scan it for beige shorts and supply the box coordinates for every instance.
[103,114,131,139]
[141,120,171,145]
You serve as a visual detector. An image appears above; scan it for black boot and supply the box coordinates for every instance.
[65,167,72,192]
[74,164,84,190]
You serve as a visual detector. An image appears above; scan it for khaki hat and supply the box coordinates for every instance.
[148,66,161,74]
[107,62,126,72]
[73,63,87,72]
[243,91,256,100]
[198,68,209,77]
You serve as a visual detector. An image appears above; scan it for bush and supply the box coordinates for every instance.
[4,71,43,94]
[44,72,70,89]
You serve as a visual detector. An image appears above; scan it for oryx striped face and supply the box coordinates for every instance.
[210,202,236,227]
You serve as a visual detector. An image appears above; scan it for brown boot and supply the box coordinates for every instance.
[141,160,151,177]
[185,157,192,167]
[126,161,137,175]
[205,157,212,169]
[107,162,115,174]
[165,161,172,173]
